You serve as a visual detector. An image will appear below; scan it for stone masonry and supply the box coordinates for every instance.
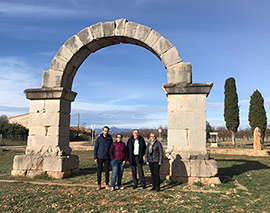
[12,19,218,182]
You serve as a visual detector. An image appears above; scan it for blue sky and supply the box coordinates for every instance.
[0,0,270,129]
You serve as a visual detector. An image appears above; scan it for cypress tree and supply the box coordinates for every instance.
[248,90,267,144]
[224,77,240,146]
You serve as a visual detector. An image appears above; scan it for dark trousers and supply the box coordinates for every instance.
[97,159,110,185]
[149,162,161,190]
[130,155,145,186]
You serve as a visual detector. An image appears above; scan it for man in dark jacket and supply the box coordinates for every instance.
[127,129,146,189]
[94,126,113,190]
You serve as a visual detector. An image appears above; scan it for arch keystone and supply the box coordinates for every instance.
[114,19,127,36]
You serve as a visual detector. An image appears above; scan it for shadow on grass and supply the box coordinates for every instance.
[216,159,270,183]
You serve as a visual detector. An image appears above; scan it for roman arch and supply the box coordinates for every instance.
[12,19,218,183]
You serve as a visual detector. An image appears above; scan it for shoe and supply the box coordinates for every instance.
[110,187,115,191]
[117,186,125,190]
[142,185,146,189]
[97,185,101,190]
[105,185,110,190]
[132,185,137,189]
[156,188,160,192]
[149,187,156,191]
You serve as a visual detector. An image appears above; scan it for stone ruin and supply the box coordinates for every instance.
[11,19,219,183]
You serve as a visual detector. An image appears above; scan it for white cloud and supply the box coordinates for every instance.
[207,102,223,110]
[0,57,41,116]
[71,100,167,128]
[0,2,77,18]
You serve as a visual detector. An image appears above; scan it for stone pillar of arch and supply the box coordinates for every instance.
[11,19,219,183]
[11,88,79,178]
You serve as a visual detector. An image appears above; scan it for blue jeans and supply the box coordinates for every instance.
[111,160,124,188]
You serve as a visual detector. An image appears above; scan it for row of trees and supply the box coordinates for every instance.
[224,78,267,145]
[0,115,29,141]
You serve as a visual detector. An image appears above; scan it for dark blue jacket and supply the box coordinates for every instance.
[94,134,113,160]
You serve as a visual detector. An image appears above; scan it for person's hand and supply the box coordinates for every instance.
[159,162,162,165]
[95,159,98,163]
[146,162,149,165]
[122,161,126,166]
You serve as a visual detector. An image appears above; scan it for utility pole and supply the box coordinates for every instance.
[77,113,80,137]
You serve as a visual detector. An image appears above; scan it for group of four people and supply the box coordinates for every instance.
[94,126,164,192]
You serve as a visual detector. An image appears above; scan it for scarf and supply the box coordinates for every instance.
[148,140,156,154]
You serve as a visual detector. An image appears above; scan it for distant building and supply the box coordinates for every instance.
[70,126,92,138]
[8,113,29,129]
[8,113,92,137]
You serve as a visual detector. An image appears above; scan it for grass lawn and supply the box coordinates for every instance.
[1,150,270,212]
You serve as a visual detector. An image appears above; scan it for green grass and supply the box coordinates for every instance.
[1,151,270,212]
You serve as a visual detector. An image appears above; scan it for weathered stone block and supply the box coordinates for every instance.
[44,99,71,114]
[144,30,161,49]
[43,155,79,172]
[55,45,74,62]
[11,169,26,177]
[42,70,63,88]
[75,46,91,61]
[168,111,205,130]
[49,56,68,72]
[89,22,104,39]
[160,46,182,68]
[27,135,45,146]
[69,54,84,68]
[171,158,191,177]
[44,134,69,146]
[134,24,152,42]
[189,129,207,147]
[166,62,192,84]
[61,73,74,90]
[120,36,137,45]
[26,170,43,178]
[102,21,115,37]
[114,19,127,36]
[190,159,218,177]
[95,37,120,48]
[29,100,45,113]
[64,35,84,54]
[167,129,189,147]
[86,41,101,52]
[254,127,262,150]
[47,125,70,137]
[29,126,46,137]
[124,22,138,40]
[167,94,206,111]
[12,155,44,170]
[29,112,70,127]
[166,146,209,160]
[152,36,172,56]
[77,27,93,45]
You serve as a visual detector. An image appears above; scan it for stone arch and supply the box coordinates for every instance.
[12,19,218,183]
[42,19,192,90]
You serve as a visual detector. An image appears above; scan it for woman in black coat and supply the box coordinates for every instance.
[145,132,163,192]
